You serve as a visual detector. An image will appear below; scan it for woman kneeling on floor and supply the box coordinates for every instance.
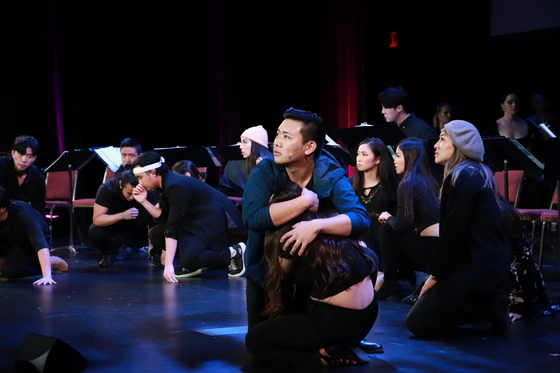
[245,182,378,367]
[406,120,511,337]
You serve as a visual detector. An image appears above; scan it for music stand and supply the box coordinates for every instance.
[482,137,544,202]
[208,145,250,167]
[45,149,95,254]
[330,124,407,155]
[153,146,219,168]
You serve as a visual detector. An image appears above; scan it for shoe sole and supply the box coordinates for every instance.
[175,267,209,278]
[228,242,246,278]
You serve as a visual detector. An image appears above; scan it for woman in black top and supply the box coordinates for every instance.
[376,138,440,300]
[406,120,510,337]
[351,138,398,278]
[245,183,378,367]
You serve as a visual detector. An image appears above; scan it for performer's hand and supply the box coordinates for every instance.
[510,312,522,321]
[419,275,437,298]
[122,207,139,220]
[378,211,391,223]
[163,265,178,283]
[33,277,57,286]
[133,185,148,203]
[281,220,320,256]
[301,187,319,212]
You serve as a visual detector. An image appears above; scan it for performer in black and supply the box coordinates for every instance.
[0,187,67,285]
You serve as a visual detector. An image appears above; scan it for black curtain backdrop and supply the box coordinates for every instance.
[1,0,559,173]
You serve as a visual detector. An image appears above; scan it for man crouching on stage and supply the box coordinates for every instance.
[0,187,67,285]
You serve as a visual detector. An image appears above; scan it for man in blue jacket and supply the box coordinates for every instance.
[243,108,371,330]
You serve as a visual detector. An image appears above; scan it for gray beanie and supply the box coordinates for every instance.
[443,120,484,162]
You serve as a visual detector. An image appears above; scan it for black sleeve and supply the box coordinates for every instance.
[385,187,415,232]
[94,182,114,208]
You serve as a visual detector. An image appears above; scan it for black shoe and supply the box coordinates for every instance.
[175,267,208,278]
[228,242,246,277]
[321,344,370,366]
[115,246,140,261]
[401,294,419,306]
[358,339,384,353]
[99,255,113,268]
[151,254,164,268]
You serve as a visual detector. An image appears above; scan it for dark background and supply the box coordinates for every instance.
[1,0,559,172]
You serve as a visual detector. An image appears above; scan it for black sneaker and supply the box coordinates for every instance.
[175,267,209,278]
[99,255,114,268]
[228,242,246,277]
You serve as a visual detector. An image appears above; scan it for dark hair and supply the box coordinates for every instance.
[132,150,169,176]
[351,137,398,202]
[117,169,139,188]
[246,142,271,174]
[282,107,324,160]
[379,86,411,113]
[120,138,142,154]
[396,138,440,219]
[0,187,9,209]
[433,102,453,129]
[13,135,39,155]
[500,90,518,104]
[172,160,203,181]
[262,182,375,317]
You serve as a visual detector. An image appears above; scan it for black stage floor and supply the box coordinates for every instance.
[1,238,560,373]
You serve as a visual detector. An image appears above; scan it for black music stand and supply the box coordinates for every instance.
[45,149,95,254]
[153,146,219,168]
[208,145,246,167]
[330,124,406,156]
[482,137,544,202]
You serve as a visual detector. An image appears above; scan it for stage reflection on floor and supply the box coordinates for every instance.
[1,246,559,373]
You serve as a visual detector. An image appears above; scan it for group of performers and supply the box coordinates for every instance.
[0,86,558,368]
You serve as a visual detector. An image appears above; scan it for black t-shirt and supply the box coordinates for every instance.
[94,177,157,214]
[0,201,51,253]
[0,156,46,215]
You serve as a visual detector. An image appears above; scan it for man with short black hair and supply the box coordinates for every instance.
[242,107,371,328]
[0,135,46,215]
[379,87,438,141]
[118,138,142,171]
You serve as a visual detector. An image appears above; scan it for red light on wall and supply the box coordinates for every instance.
[390,31,398,48]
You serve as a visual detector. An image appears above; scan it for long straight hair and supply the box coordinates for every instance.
[246,142,271,174]
[396,138,440,219]
[352,137,398,202]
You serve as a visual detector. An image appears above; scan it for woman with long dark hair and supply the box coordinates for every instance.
[376,138,440,300]
[218,125,272,197]
[245,182,378,367]
[351,137,398,286]
[406,120,511,337]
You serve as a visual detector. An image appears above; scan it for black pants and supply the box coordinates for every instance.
[245,299,378,367]
[379,223,438,284]
[149,223,231,270]
[88,213,153,255]
[406,262,507,337]
[0,243,42,279]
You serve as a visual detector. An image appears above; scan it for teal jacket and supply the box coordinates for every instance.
[242,152,369,286]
